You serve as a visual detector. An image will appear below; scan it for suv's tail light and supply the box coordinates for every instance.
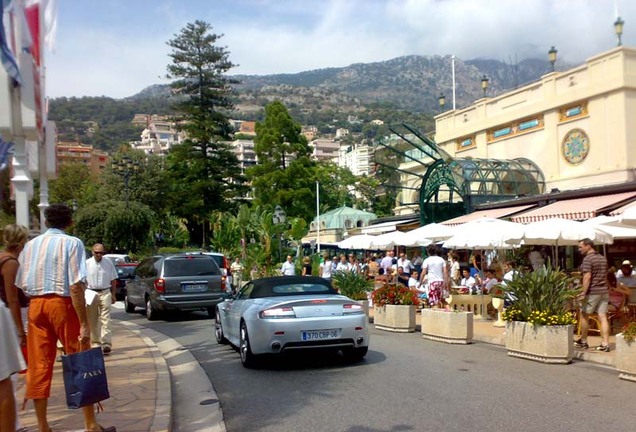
[221,275,229,293]
[154,278,165,293]
[222,256,229,271]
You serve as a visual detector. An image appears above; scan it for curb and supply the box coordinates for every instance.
[117,320,173,432]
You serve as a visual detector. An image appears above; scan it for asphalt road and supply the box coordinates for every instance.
[115,308,636,432]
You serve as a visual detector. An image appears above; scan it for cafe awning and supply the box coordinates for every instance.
[441,204,535,226]
[361,218,418,234]
[511,191,636,224]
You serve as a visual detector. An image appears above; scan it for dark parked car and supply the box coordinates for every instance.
[114,263,138,301]
[124,254,231,320]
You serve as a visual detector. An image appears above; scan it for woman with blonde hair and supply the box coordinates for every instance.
[0,224,29,432]
[301,256,313,276]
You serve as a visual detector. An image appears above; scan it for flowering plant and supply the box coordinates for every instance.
[372,283,419,307]
[502,307,576,325]
[499,264,579,326]
[621,320,636,343]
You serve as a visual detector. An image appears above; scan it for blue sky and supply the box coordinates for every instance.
[45,0,635,98]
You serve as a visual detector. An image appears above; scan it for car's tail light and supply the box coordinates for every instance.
[154,278,165,293]
[221,275,229,292]
[223,256,229,271]
[259,307,296,319]
[343,303,364,314]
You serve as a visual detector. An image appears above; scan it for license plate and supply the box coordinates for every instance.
[182,283,207,292]
[301,329,341,341]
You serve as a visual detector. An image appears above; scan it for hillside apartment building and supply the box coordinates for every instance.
[56,142,109,175]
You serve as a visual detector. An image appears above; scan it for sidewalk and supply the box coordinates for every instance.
[15,321,171,432]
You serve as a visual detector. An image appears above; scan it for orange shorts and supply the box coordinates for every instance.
[26,295,81,400]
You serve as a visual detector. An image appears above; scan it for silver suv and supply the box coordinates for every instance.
[124,254,231,320]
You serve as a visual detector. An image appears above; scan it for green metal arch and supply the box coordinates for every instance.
[378,123,546,225]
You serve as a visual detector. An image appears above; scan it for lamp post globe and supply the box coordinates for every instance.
[615,16,625,46]
[548,46,557,72]
[481,75,489,97]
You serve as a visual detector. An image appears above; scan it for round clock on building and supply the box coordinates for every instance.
[562,128,590,165]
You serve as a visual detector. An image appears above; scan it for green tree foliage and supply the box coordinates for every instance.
[73,200,154,253]
[313,162,357,209]
[154,214,190,249]
[48,163,95,205]
[248,101,320,220]
[164,20,246,247]
[98,150,168,216]
[48,97,155,152]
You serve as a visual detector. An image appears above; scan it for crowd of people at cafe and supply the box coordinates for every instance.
[306,244,636,313]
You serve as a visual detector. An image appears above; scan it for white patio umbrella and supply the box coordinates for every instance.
[514,217,614,246]
[442,217,525,249]
[583,215,636,239]
[620,203,636,226]
[337,234,376,250]
[368,231,411,249]
[404,223,455,246]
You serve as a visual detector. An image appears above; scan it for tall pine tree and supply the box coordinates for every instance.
[165,21,245,248]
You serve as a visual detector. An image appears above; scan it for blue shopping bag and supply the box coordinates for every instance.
[61,347,110,409]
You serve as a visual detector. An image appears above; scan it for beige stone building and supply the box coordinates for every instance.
[395,46,636,221]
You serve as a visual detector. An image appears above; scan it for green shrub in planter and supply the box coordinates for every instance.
[499,265,578,326]
[331,271,373,300]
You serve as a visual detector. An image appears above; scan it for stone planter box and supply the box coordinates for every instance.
[505,321,573,364]
[616,333,636,382]
[421,309,473,344]
[374,305,416,333]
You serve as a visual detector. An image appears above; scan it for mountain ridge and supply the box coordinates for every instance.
[129,54,568,112]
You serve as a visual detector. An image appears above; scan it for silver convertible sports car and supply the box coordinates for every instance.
[214,275,370,368]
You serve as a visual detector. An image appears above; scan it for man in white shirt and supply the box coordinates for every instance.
[230,257,244,291]
[616,260,636,303]
[319,253,333,280]
[397,252,413,276]
[501,260,518,305]
[380,250,394,273]
[336,255,351,273]
[281,255,296,276]
[86,243,118,354]
[420,245,448,308]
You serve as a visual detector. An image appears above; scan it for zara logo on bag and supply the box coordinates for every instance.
[82,369,104,379]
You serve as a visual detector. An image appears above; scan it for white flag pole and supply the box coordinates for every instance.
[452,55,456,110]
[316,181,321,253]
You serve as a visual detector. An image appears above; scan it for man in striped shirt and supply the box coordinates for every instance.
[574,238,610,352]
[17,204,115,432]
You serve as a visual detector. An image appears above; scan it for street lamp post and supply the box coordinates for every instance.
[111,156,139,251]
[548,46,557,72]
[111,156,139,209]
[614,16,625,46]
[272,205,286,263]
[481,75,489,98]
[438,93,446,112]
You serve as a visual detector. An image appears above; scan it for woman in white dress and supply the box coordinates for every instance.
[0,224,28,432]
